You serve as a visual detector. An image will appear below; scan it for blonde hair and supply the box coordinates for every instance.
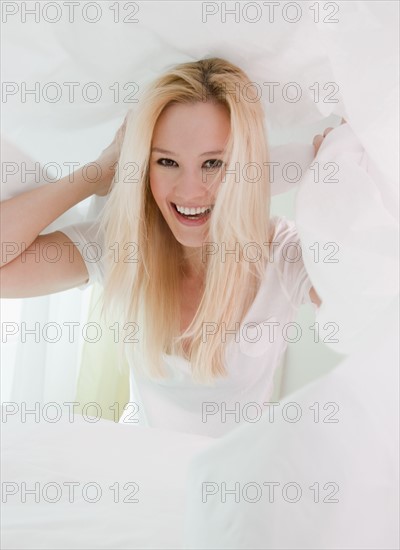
[97,57,272,385]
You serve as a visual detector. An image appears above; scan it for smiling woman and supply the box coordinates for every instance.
[1,57,319,437]
[87,58,277,389]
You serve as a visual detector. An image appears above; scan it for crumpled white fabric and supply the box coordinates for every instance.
[183,296,399,550]
[295,122,399,355]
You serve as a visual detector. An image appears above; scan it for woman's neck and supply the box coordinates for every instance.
[181,245,207,281]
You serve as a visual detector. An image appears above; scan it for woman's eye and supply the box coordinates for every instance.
[157,158,177,168]
[203,159,223,170]
[156,158,223,169]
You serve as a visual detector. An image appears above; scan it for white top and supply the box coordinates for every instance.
[59,215,316,437]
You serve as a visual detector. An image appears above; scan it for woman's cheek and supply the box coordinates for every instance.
[149,168,159,198]
[150,172,168,205]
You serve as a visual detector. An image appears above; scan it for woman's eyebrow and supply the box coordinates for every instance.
[151,147,224,156]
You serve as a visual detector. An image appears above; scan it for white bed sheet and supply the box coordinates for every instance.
[1,413,214,549]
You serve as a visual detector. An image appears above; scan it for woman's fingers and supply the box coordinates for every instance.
[313,125,338,155]
[313,128,333,146]
[313,134,323,145]
[313,134,324,155]
[313,119,347,156]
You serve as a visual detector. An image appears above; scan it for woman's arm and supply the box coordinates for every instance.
[0,118,128,297]
[0,117,127,268]
[0,168,97,268]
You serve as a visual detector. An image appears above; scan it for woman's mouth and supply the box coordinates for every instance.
[170,202,213,226]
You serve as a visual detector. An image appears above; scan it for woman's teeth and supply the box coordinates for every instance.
[173,204,213,218]
[175,204,212,215]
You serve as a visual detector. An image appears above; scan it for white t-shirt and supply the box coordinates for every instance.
[59,215,316,437]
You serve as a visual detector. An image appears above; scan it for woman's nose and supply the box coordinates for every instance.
[174,168,208,197]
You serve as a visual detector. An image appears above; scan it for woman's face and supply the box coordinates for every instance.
[149,100,230,248]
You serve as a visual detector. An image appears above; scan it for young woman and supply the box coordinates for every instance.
[2,57,328,437]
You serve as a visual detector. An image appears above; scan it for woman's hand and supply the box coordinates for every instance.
[93,115,128,197]
[312,118,347,157]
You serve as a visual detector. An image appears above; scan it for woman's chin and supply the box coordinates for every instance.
[173,233,206,249]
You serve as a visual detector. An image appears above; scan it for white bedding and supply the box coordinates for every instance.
[1,413,214,549]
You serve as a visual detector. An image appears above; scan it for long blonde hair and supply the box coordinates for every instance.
[97,57,272,385]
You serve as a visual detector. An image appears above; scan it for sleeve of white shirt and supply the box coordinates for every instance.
[271,215,315,309]
[57,219,105,290]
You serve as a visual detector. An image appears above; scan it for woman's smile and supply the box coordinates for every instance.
[169,202,214,226]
